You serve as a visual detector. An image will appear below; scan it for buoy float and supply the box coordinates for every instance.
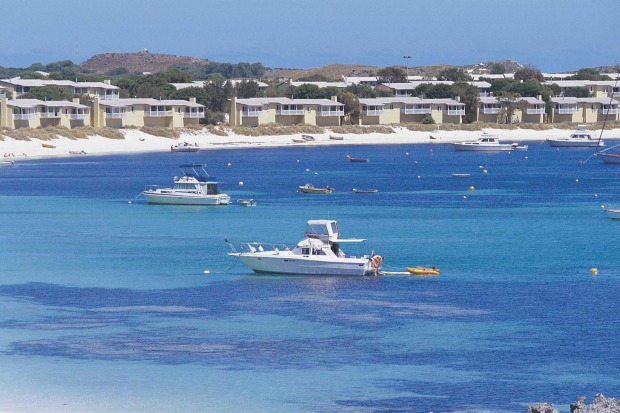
[203,270,210,274]
[239,181,244,186]
[417,175,421,179]
[463,196,467,199]
[128,201,132,204]
[590,267,598,276]
[469,186,475,191]
[576,178,579,183]
[483,169,488,174]
[345,155,351,159]
[406,152,409,156]
[305,168,310,172]
[227,163,232,167]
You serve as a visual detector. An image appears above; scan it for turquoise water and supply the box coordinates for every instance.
[1,143,620,412]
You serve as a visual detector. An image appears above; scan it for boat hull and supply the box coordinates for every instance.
[546,139,604,147]
[600,153,620,164]
[143,192,231,205]
[606,209,620,219]
[299,187,334,194]
[233,252,372,276]
[453,143,515,151]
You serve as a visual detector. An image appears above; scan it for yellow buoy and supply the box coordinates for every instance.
[483,169,488,174]
[469,186,475,191]
[590,267,598,276]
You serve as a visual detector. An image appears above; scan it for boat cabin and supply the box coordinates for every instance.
[172,164,222,195]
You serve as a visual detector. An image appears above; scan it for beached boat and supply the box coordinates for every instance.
[329,135,344,141]
[41,143,56,149]
[346,155,369,162]
[352,188,378,194]
[292,138,306,143]
[227,219,379,276]
[301,134,315,141]
[171,142,200,152]
[142,164,231,206]
[69,150,86,155]
[237,199,256,207]
[546,125,604,148]
[453,132,528,151]
[299,183,334,194]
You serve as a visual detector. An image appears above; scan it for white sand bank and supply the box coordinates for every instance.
[1,126,617,161]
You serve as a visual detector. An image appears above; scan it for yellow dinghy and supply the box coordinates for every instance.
[406,267,440,276]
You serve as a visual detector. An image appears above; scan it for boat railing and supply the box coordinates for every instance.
[227,241,291,254]
[144,184,164,191]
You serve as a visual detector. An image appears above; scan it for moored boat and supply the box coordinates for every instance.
[352,188,378,194]
[346,155,369,162]
[453,132,527,151]
[546,124,604,147]
[237,199,256,207]
[606,208,620,219]
[227,219,378,276]
[142,164,231,205]
[171,142,200,152]
[299,183,334,194]
[0,160,15,167]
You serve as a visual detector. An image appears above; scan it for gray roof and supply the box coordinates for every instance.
[0,78,118,90]
[359,97,463,106]
[235,97,342,106]
[99,98,203,108]
[8,99,88,109]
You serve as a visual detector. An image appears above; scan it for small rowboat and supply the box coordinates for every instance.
[69,150,86,155]
[346,155,368,162]
[329,135,344,141]
[301,135,315,141]
[41,143,56,149]
[406,267,440,276]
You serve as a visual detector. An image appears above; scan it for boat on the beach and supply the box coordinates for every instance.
[453,132,528,151]
[301,134,315,141]
[227,219,379,276]
[237,199,256,207]
[329,135,344,141]
[292,138,306,143]
[346,155,369,162]
[69,150,86,155]
[546,125,604,147]
[352,188,378,194]
[299,183,334,194]
[142,164,231,206]
[171,142,200,152]
[41,143,56,149]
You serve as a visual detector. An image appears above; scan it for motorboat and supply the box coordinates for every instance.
[546,125,604,147]
[301,134,315,141]
[451,173,471,178]
[299,183,334,194]
[599,152,620,164]
[352,188,378,194]
[606,208,620,219]
[142,164,231,206]
[237,199,256,207]
[346,155,369,162]
[453,132,528,151]
[0,160,14,167]
[171,142,200,152]
[227,219,379,276]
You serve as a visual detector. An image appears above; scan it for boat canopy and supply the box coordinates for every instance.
[304,220,366,243]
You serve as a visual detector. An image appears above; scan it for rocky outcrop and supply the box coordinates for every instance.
[570,394,620,413]
[529,394,620,413]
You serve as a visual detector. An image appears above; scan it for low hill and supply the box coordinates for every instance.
[81,51,208,74]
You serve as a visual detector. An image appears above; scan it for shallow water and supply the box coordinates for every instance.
[1,143,619,412]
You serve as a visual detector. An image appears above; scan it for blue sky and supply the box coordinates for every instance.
[2,0,619,72]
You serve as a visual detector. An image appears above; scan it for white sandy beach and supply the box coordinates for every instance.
[1,126,618,161]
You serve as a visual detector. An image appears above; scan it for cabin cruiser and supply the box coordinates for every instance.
[453,132,527,151]
[546,125,604,147]
[299,184,334,194]
[227,220,379,276]
[142,164,231,205]
[171,142,200,152]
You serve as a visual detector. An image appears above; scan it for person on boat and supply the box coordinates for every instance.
[371,254,383,276]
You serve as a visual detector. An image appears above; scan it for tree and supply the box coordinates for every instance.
[452,82,479,124]
[339,92,359,124]
[235,80,260,98]
[377,66,407,83]
[345,84,376,98]
[567,68,612,81]
[437,67,472,82]
[514,65,544,82]
[494,92,526,124]
[292,84,323,99]
[23,86,73,101]
[169,86,210,107]
[422,83,454,99]
[490,63,506,75]
[562,86,591,98]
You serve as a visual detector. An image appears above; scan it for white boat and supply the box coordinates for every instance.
[69,150,86,155]
[453,132,527,151]
[171,142,200,152]
[606,208,620,219]
[299,183,334,194]
[352,188,378,194]
[546,125,604,147]
[0,160,15,167]
[301,134,315,141]
[142,164,231,206]
[329,135,344,141]
[599,152,620,164]
[237,199,256,207]
[228,220,379,276]
[292,138,306,143]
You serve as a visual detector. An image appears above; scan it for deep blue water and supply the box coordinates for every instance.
[1,143,620,412]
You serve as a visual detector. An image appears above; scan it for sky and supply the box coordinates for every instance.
[2,0,619,73]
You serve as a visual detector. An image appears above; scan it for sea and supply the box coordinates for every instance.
[1,141,620,413]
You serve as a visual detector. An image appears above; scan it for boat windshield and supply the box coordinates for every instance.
[206,183,220,195]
